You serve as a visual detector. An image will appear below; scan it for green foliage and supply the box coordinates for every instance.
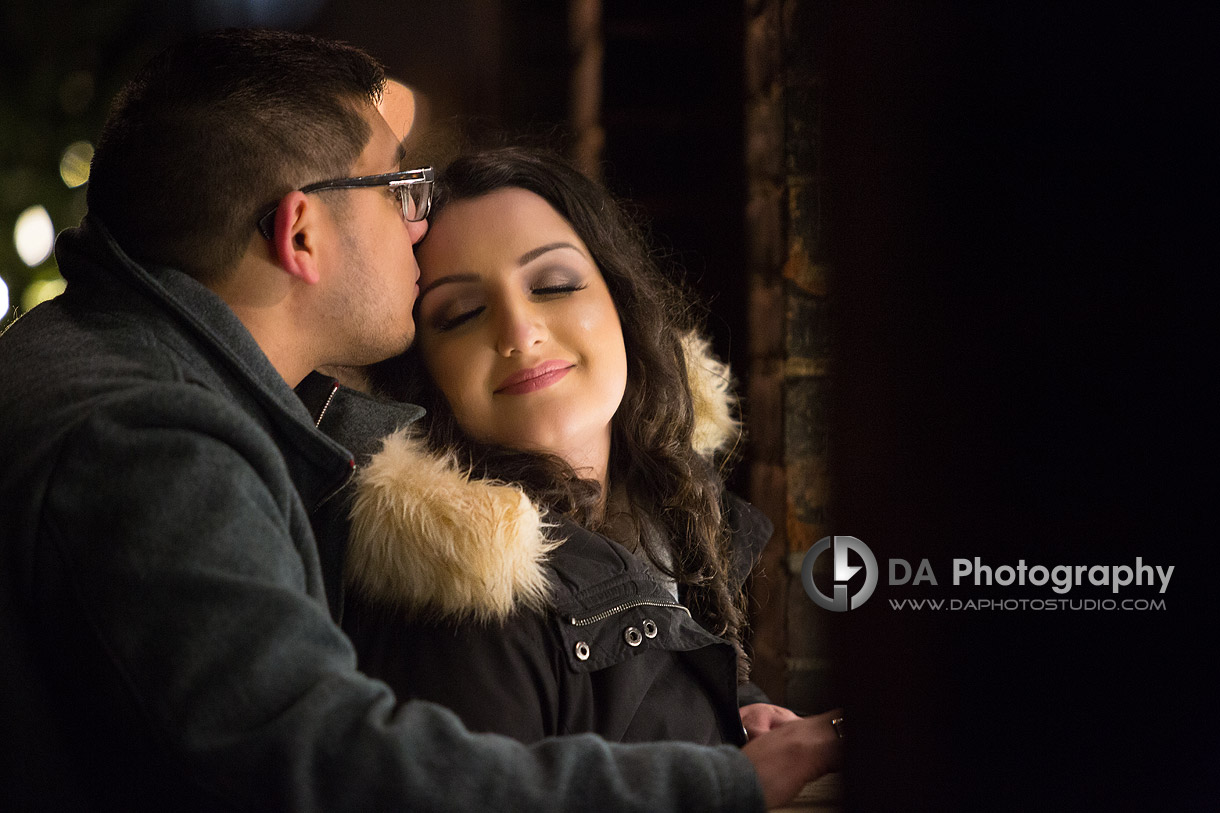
[0,0,177,318]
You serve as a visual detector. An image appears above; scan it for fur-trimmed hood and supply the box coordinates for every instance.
[345,332,740,623]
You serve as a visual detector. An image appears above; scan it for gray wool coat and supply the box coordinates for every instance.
[0,217,764,812]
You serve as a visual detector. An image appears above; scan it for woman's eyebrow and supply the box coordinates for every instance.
[516,241,586,266]
[418,273,479,300]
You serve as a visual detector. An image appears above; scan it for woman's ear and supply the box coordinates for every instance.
[270,191,321,285]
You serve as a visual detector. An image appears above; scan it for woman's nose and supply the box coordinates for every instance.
[494,298,547,357]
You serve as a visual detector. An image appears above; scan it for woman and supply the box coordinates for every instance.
[322,147,801,745]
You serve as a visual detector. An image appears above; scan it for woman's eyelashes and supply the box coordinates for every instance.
[526,264,589,297]
[532,282,588,297]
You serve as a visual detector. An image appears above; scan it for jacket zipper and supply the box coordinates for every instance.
[569,599,690,626]
[314,380,341,428]
[313,378,355,508]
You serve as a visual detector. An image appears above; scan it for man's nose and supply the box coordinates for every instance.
[407,218,428,244]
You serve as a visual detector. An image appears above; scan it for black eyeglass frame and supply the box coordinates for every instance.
[256,166,434,240]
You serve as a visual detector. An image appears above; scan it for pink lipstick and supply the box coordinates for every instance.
[495,360,573,395]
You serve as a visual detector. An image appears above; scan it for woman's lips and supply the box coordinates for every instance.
[495,361,574,395]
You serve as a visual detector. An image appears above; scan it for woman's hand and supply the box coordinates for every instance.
[739,702,803,740]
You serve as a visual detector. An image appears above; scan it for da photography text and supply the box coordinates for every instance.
[801,536,1175,612]
[891,556,1174,595]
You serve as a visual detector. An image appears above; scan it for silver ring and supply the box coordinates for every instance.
[830,716,845,739]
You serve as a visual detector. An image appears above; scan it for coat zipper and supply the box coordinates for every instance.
[314,381,341,428]
[313,379,355,508]
[569,599,690,626]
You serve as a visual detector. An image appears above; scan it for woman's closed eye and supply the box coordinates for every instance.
[429,281,589,333]
[432,305,484,332]
[532,282,587,297]
[426,293,485,332]
[526,262,590,297]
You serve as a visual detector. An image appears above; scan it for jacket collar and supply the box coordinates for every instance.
[295,374,426,619]
[296,371,424,456]
[55,216,356,509]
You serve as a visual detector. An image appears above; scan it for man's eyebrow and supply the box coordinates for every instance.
[517,241,586,266]
[419,273,479,300]
[393,141,407,169]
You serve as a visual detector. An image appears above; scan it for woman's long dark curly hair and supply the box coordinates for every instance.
[370,147,750,681]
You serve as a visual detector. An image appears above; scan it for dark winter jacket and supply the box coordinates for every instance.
[345,500,771,747]
[298,335,774,748]
[0,217,765,812]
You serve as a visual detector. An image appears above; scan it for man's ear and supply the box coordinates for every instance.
[271,191,321,285]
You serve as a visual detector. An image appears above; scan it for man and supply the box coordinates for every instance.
[0,28,839,810]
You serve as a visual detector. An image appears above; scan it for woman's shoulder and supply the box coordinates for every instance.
[346,428,559,624]
[343,428,661,626]
[723,492,774,545]
[722,492,775,585]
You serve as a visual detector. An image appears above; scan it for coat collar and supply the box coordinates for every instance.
[296,371,424,456]
[55,216,356,510]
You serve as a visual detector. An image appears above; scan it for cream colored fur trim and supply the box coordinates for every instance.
[346,429,558,623]
[682,331,740,458]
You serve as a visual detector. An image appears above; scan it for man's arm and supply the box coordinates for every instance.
[33,391,770,811]
[344,597,562,743]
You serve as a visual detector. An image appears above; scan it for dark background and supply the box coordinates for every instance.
[822,3,1216,810]
[3,1,1216,809]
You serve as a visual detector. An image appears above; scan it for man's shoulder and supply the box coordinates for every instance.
[3,301,211,431]
[2,292,182,385]
[0,297,286,481]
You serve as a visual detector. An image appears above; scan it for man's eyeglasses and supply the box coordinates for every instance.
[256,166,434,240]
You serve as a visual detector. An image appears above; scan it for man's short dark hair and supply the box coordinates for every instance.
[87,28,387,282]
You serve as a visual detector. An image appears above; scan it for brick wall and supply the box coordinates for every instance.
[744,0,834,713]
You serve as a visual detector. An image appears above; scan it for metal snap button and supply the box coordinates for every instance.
[574,641,590,661]
[642,619,658,638]
[624,626,643,647]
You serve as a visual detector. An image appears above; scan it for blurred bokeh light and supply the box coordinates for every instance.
[191,0,327,28]
[59,141,94,188]
[379,79,419,145]
[14,207,55,268]
[22,276,68,312]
